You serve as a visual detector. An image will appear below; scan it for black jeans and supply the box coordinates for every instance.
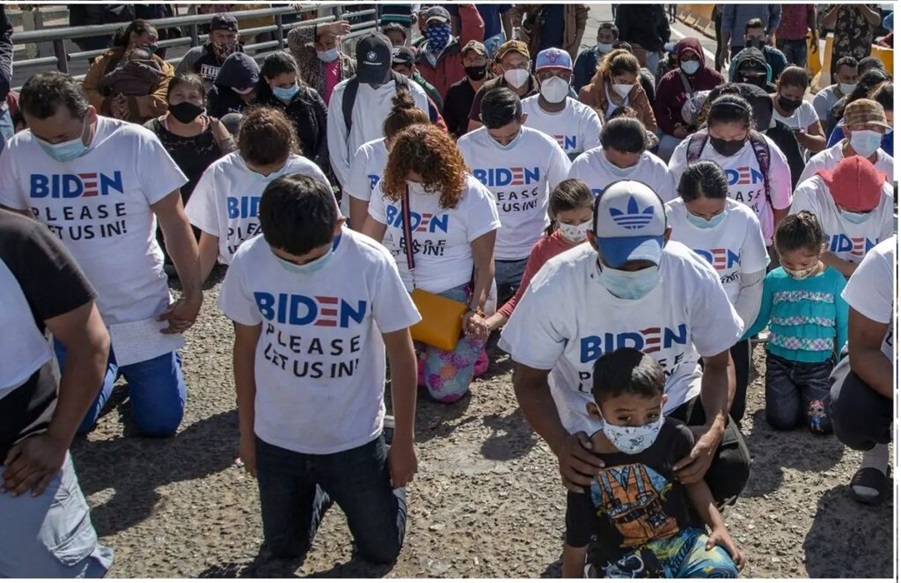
[668,397,751,506]
[255,435,406,563]
[828,362,893,451]
[713,11,725,70]
[729,340,750,424]
[765,352,834,434]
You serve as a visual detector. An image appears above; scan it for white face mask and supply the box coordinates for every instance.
[558,220,592,243]
[317,47,339,63]
[540,76,570,103]
[839,82,857,95]
[597,43,613,53]
[849,129,883,157]
[680,60,700,75]
[612,83,633,99]
[596,410,664,454]
[504,68,530,88]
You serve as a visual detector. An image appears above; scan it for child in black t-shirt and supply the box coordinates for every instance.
[563,348,744,578]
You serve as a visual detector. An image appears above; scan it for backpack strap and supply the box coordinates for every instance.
[341,77,359,134]
[686,128,708,165]
[400,185,416,275]
[342,72,411,135]
[748,130,772,206]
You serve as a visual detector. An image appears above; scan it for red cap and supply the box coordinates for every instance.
[816,155,887,212]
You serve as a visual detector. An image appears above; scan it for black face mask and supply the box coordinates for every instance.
[465,64,488,81]
[169,101,205,124]
[709,136,746,157]
[778,95,802,113]
[738,74,766,89]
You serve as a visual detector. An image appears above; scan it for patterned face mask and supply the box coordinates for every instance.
[426,23,451,53]
[597,410,664,454]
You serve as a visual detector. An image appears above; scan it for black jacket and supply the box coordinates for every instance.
[614,5,671,53]
[256,85,330,172]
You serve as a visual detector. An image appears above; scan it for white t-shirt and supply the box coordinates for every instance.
[669,132,792,245]
[568,147,677,202]
[773,100,819,132]
[344,138,409,280]
[367,174,501,293]
[218,229,421,455]
[326,79,430,189]
[0,117,186,325]
[186,153,330,265]
[499,241,743,434]
[841,236,894,361]
[665,198,769,305]
[521,96,603,157]
[790,175,894,265]
[457,127,571,261]
[798,142,894,184]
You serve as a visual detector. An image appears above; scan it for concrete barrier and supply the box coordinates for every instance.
[676,4,717,39]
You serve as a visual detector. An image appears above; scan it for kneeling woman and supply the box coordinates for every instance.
[666,161,769,424]
[364,125,500,403]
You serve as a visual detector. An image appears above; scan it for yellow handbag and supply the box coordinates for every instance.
[400,187,467,352]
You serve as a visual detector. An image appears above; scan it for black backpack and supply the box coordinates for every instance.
[686,128,772,206]
[341,72,412,134]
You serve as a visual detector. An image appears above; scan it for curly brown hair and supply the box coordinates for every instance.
[381,125,468,209]
[238,106,299,165]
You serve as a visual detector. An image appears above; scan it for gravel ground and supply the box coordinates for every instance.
[70,270,893,578]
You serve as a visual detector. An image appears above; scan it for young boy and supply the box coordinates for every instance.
[218,174,420,563]
[563,348,744,578]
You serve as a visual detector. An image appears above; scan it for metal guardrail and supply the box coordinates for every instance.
[12,4,378,86]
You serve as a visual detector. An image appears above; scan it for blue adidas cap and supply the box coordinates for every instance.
[594,180,667,268]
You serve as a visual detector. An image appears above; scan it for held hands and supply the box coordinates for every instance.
[707,526,745,570]
[157,294,203,334]
[462,310,490,340]
[673,424,723,484]
[111,94,129,120]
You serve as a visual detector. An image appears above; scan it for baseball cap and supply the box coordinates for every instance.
[392,46,416,66]
[355,33,393,85]
[422,6,451,25]
[594,181,667,268]
[210,13,239,33]
[816,155,887,212]
[839,98,892,131]
[496,40,530,61]
[461,40,487,58]
[535,48,573,71]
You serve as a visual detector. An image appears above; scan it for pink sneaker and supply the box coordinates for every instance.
[474,348,489,378]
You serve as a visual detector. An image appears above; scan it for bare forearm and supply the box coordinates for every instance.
[161,216,202,300]
[822,252,857,278]
[349,197,370,232]
[851,349,894,399]
[198,233,219,284]
[699,361,732,431]
[686,481,726,530]
[234,350,257,437]
[470,259,494,310]
[50,335,109,445]
[386,333,418,446]
[513,367,569,454]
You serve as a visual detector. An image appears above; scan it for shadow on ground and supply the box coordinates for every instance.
[72,405,237,537]
[802,485,893,577]
[741,409,845,497]
[198,546,394,578]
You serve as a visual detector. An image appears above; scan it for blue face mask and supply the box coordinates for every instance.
[272,84,300,101]
[597,261,661,300]
[273,235,341,274]
[839,208,872,224]
[426,23,452,53]
[686,210,728,230]
[38,118,89,163]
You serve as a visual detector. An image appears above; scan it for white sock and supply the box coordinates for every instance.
[851,443,889,498]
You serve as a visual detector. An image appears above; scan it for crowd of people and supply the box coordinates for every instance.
[0,3,895,579]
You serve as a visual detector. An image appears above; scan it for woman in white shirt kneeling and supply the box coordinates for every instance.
[365,125,501,403]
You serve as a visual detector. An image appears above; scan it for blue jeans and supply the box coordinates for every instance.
[54,341,187,437]
[494,258,528,306]
[255,435,406,563]
[0,453,113,577]
[765,352,834,434]
[777,38,808,70]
